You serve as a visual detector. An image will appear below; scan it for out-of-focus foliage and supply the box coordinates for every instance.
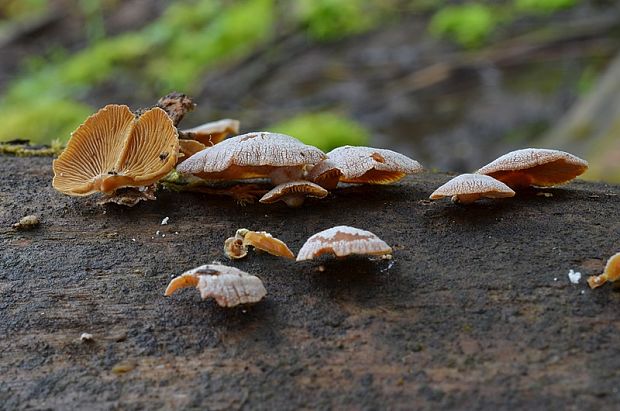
[429,0,580,48]
[295,0,380,40]
[0,0,48,20]
[0,0,275,143]
[514,0,577,14]
[429,4,496,48]
[271,112,370,151]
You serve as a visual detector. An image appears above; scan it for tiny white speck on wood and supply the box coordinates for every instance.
[80,332,93,342]
[161,217,169,225]
[568,269,581,284]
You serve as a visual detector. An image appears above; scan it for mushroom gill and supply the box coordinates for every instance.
[53,105,178,196]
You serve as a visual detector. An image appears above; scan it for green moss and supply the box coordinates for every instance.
[514,0,576,14]
[0,99,92,144]
[270,112,370,152]
[296,0,380,41]
[429,4,496,48]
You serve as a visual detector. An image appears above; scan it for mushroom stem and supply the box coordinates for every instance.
[165,273,199,296]
[587,274,608,289]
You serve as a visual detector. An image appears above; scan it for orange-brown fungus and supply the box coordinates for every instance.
[178,139,207,164]
[53,105,178,196]
[243,230,295,259]
[476,148,588,189]
[587,252,620,289]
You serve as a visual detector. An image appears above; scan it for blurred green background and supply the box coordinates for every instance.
[1,0,619,181]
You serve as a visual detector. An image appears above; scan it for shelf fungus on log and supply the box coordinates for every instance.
[52,104,179,204]
[587,252,620,289]
[176,132,326,185]
[259,181,328,207]
[310,146,423,186]
[296,225,392,261]
[224,228,294,260]
[476,148,588,189]
[165,264,267,307]
[180,119,240,146]
[429,173,515,204]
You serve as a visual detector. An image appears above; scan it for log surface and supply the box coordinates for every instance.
[1,156,620,410]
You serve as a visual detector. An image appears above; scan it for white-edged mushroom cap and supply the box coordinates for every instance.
[296,225,392,261]
[476,148,588,188]
[177,132,326,181]
[429,173,515,204]
[165,264,266,307]
[260,181,328,207]
[325,146,423,184]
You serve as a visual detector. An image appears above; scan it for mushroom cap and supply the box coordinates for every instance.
[53,105,178,196]
[476,148,588,188]
[306,159,344,190]
[429,173,515,204]
[181,118,240,146]
[177,132,326,181]
[604,252,620,282]
[588,252,620,288]
[243,230,295,259]
[259,181,328,207]
[178,139,207,164]
[325,146,423,184]
[165,264,266,307]
[296,225,392,261]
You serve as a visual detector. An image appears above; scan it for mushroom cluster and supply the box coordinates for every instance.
[430,148,588,204]
[167,225,393,308]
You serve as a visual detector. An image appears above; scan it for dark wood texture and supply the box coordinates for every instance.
[1,156,620,410]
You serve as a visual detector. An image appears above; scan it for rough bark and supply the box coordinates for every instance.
[1,156,620,410]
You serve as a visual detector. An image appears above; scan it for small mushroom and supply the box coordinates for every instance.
[53,104,179,197]
[165,264,266,307]
[306,159,344,190]
[587,252,620,289]
[180,119,240,146]
[176,132,325,185]
[178,139,207,164]
[224,228,294,259]
[259,181,328,207]
[12,215,40,230]
[322,146,423,185]
[429,173,515,204]
[476,148,588,189]
[296,225,392,261]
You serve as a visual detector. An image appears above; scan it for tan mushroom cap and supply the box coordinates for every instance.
[476,148,588,189]
[165,264,267,307]
[243,230,295,259]
[178,139,207,164]
[177,132,326,181]
[53,104,178,196]
[307,159,344,190]
[181,118,240,146]
[325,146,423,185]
[429,173,515,204]
[296,225,392,261]
[587,252,620,289]
[259,181,328,207]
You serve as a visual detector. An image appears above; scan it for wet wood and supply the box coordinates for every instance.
[1,156,620,409]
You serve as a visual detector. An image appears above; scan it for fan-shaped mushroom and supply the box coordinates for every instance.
[165,264,267,307]
[259,181,328,207]
[297,225,392,261]
[476,148,588,189]
[180,119,240,146]
[306,159,344,190]
[587,252,620,289]
[319,146,423,185]
[224,228,294,260]
[429,173,515,204]
[176,132,325,184]
[53,104,178,196]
